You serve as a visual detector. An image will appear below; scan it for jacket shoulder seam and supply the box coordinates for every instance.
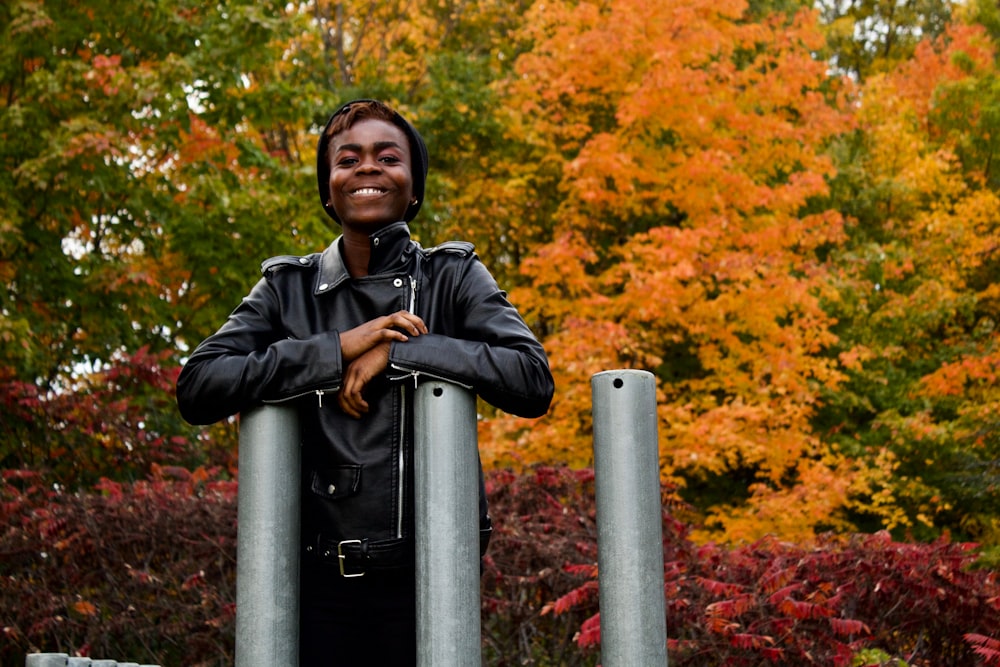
[423,240,475,257]
[260,254,314,275]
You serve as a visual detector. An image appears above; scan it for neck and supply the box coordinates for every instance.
[340,230,371,277]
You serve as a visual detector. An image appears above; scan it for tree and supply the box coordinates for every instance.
[5,0,1000,549]
[1,0,527,480]
[816,0,954,81]
[820,23,1000,543]
[1,0,334,475]
[478,0,860,542]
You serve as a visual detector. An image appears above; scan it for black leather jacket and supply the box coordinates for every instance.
[176,221,553,570]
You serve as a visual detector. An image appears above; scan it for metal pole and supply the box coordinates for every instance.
[25,655,67,667]
[235,405,301,667]
[592,370,668,666]
[414,380,482,667]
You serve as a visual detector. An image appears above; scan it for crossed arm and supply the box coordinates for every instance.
[338,310,427,418]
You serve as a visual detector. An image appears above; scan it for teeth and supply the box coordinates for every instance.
[353,188,384,195]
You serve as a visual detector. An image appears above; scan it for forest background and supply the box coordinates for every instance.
[2,0,1000,664]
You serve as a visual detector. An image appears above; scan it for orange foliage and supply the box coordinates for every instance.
[486,0,859,540]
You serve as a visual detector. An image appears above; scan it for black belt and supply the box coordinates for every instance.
[305,534,413,577]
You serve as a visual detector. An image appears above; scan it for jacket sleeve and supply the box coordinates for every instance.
[388,256,554,419]
[175,276,344,425]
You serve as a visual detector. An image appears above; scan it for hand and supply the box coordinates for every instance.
[338,342,391,419]
[339,310,427,364]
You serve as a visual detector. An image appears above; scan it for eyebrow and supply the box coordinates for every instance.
[334,140,405,154]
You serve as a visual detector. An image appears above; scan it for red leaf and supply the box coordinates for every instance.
[829,617,870,637]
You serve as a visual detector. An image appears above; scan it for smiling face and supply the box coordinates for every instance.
[326,118,415,233]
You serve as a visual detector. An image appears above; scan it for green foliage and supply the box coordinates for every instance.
[816,0,954,80]
[1,0,324,388]
[815,24,1000,544]
[852,648,909,666]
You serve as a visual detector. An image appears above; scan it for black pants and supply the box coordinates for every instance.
[299,559,416,666]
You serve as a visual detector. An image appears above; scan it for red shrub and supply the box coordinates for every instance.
[481,466,603,665]
[1,466,238,666]
[3,465,998,666]
[545,493,1000,666]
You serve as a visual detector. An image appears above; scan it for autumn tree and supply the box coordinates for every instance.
[1,0,333,478]
[816,0,954,81]
[5,0,1000,550]
[820,22,1000,545]
[472,0,863,542]
[0,0,530,482]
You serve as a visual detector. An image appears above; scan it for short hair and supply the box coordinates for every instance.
[323,100,398,141]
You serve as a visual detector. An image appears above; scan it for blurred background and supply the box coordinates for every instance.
[3,0,999,663]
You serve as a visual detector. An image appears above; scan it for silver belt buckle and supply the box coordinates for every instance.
[337,539,366,577]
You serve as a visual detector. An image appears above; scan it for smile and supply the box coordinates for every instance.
[352,187,386,196]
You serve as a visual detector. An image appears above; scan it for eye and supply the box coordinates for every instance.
[379,154,401,164]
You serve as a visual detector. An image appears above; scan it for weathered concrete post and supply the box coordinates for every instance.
[414,380,481,667]
[592,370,668,666]
[235,405,301,667]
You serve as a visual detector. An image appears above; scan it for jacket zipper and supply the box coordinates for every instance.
[262,386,340,407]
[389,364,473,389]
[397,274,419,539]
[397,383,408,539]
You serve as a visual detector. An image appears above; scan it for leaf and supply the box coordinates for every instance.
[73,600,98,617]
[829,617,871,637]
[541,580,598,616]
[730,632,775,649]
[966,634,1000,666]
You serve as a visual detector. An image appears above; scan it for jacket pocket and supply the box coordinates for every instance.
[310,465,362,501]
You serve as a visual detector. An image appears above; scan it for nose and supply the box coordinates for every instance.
[356,154,382,173]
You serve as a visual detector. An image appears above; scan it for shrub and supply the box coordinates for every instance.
[481,466,601,666]
[551,518,1000,665]
[3,465,998,666]
[1,467,238,666]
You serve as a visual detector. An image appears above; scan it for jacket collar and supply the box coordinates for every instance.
[314,221,415,295]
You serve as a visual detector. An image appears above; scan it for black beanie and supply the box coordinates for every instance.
[316,99,429,224]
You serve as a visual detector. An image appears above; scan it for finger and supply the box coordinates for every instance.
[341,327,407,363]
[390,311,427,335]
[339,367,372,418]
[338,394,361,419]
[402,311,428,333]
[337,389,357,418]
[338,372,360,415]
[346,392,369,417]
[338,383,368,419]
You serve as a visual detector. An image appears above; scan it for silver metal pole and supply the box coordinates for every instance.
[235,405,301,667]
[25,655,67,667]
[592,370,668,666]
[414,380,482,667]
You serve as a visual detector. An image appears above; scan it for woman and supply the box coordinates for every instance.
[176,99,554,665]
